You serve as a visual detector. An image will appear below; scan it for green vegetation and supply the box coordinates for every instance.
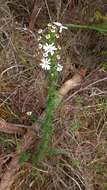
[66,23,107,33]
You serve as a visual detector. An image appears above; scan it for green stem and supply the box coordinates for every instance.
[32,31,58,164]
[65,23,107,33]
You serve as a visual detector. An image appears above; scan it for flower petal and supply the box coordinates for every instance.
[53,22,62,27]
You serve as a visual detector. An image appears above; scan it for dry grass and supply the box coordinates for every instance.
[0,0,107,190]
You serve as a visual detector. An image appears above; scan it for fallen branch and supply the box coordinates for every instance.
[0,119,39,135]
[58,69,86,101]
[0,70,86,190]
[0,119,26,135]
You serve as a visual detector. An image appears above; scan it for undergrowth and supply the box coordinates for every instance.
[0,1,107,190]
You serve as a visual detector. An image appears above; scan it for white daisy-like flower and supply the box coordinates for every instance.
[40,63,50,70]
[26,111,32,116]
[41,57,51,64]
[43,43,57,56]
[57,63,63,72]
[53,22,68,33]
[40,58,50,70]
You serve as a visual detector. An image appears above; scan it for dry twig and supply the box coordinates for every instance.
[29,0,44,30]
[0,119,26,135]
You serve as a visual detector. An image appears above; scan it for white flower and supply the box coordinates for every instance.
[38,44,43,49]
[43,52,48,57]
[50,28,56,33]
[57,63,63,72]
[57,55,61,60]
[48,23,52,27]
[43,43,57,56]
[51,25,56,32]
[46,34,51,39]
[38,29,43,34]
[41,57,51,64]
[53,22,68,33]
[40,58,50,70]
[40,63,50,70]
[52,25,56,30]
[56,34,59,38]
[26,111,32,116]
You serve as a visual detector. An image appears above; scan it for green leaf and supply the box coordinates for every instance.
[72,159,80,168]
[19,152,30,166]
[30,114,37,123]
[70,122,82,133]
[65,23,107,33]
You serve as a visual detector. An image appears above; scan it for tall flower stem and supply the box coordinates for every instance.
[32,29,59,164]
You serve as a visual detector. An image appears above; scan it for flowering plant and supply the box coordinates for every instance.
[32,22,68,164]
[38,22,67,72]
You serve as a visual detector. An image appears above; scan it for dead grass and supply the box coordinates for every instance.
[0,0,107,190]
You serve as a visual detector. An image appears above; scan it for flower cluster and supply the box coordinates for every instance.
[38,22,68,72]
[53,22,68,33]
[39,43,63,71]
